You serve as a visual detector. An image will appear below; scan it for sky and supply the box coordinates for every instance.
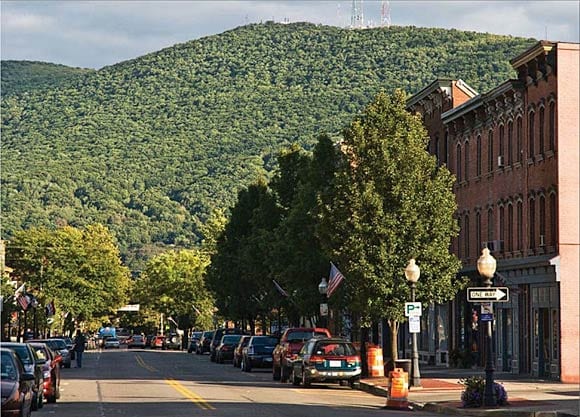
[2,1,579,69]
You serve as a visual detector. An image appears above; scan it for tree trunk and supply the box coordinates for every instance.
[388,320,399,362]
[360,326,369,378]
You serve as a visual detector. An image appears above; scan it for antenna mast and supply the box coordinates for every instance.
[350,0,364,28]
[381,0,391,27]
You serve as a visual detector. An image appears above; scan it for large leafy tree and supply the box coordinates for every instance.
[319,90,462,361]
[5,224,131,334]
[132,249,215,331]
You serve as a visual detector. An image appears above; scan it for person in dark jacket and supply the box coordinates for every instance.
[73,330,87,368]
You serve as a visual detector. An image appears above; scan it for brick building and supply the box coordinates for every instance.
[406,41,579,383]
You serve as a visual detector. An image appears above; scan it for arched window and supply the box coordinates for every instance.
[507,121,514,165]
[539,196,546,246]
[539,106,545,154]
[464,215,470,259]
[549,193,557,246]
[499,124,505,164]
[456,144,462,182]
[548,102,555,151]
[487,130,494,172]
[487,208,494,242]
[476,211,482,252]
[476,135,482,176]
[443,131,449,164]
[517,201,523,251]
[508,204,514,252]
[435,134,440,165]
[499,205,505,252]
[528,111,535,158]
[529,198,536,249]
[464,141,469,181]
[517,116,523,163]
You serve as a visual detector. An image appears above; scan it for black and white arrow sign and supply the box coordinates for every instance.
[467,287,509,302]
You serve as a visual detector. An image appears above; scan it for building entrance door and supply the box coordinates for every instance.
[501,308,513,372]
[536,308,551,378]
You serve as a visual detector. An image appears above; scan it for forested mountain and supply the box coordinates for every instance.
[1,61,94,96]
[1,22,536,270]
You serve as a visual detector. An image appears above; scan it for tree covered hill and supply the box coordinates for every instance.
[1,22,535,269]
[1,60,94,97]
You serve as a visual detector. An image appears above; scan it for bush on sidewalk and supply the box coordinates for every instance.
[460,376,508,407]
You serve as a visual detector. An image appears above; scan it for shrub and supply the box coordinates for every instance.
[460,376,509,407]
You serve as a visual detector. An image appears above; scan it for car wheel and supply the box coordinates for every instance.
[31,391,39,411]
[272,364,281,381]
[47,382,57,403]
[302,370,311,387]
[280,365,289,383]
[37,391,44,409]
[21,401,32,417]
[291,368,300,386]
[245,360,252,372]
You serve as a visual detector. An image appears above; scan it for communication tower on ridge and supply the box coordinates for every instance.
[350,0,364,29]
[381,0,391,27]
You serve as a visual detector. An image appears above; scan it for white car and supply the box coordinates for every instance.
[103,337,120,349]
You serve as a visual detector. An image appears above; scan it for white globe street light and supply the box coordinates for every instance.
[405,258,421,388]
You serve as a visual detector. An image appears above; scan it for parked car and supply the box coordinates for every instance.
[232,335,251,368]
[103,337,120,349]
[215,334,243,364]
[163,333,181,350]
[241,335,279,372]
[151,335,166,350]
[145,334,155,348]
[3,342,45,410]
[210,328,245,362]
[49,336,74,351]
[126,335,146,349]
[28,342,61,403]
[1,348,36,417]
[272,327,331,382]
[289,337,361,387]
[187,331,203,353]
[196,331,214,355]
[29,338,72,369]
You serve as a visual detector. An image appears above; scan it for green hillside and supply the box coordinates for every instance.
[1,60,94,96]
[1,22,536,269]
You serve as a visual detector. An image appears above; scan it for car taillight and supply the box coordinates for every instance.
[43,371,50,379]
[309,356,325,364]
[346,356,360,366]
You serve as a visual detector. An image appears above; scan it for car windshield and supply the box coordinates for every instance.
[313,342,357,356]
[31,346,48,361]
[287,331,319,342]
[1,352,18,381]
[252,337,278,346]
[132,336,143,341]
[46,340,67,350]
[4,345,33,364]
[222,335,242,344]
[192,332,202,340]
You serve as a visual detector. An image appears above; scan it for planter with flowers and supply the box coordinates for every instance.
[460,376,509,408]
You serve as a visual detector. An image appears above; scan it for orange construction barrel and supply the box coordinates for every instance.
[366,346,384,377]
[385,367,410,410]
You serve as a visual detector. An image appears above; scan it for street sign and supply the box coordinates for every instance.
[320,303,328,317]
[409,316,420,333]
[405,302,422,317]
[480,302,494,322]
[467,287,509,302]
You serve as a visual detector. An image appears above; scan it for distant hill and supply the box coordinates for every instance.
[1,22,536,269]
[1,60,94,96]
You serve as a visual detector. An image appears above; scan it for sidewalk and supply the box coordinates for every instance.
[357,366,580,417]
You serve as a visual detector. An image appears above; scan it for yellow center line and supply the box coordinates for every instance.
[165,378,215,410]
[135,354,158,372]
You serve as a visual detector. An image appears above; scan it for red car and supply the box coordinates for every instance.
[151,336,166,349]
[28,342,61,403]
[1,348,36,417]
[272,327,331,382]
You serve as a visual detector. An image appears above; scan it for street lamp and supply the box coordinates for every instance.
[477,248,497,407]
[318,277,328,328]
[404,258,421,388]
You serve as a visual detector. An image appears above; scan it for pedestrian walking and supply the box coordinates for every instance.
[73,329,87,368]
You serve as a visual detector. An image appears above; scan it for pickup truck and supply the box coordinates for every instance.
[272,327,331,382]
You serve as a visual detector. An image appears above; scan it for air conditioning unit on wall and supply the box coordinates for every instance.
[482,240,504,252]
[498,155,504,168]
[540,234,546,247]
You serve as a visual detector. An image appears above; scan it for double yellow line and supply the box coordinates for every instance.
[166,378,215,410]
[134,355,214,410]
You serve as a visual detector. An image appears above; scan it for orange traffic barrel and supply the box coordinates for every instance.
[366,346,384,377]
[385,367,410,410]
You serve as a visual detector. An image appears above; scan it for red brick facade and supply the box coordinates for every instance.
[407,41,579,383]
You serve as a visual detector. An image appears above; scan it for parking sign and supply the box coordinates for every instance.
[405,302,422,317]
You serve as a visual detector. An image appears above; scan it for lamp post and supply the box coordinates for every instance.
[405,258,421,388]
[477,248,497,407]
[318,277,328,328]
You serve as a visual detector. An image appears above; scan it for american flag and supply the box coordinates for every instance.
[17,294,30,311]
[327,262,345,298]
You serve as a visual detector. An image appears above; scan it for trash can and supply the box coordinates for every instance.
[395,359,411,375]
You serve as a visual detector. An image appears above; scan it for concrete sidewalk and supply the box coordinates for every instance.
[357,366,579,417]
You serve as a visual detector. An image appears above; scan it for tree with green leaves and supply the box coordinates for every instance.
[132,249,215,331]
[319,90,463,362]
[5,224,131,335]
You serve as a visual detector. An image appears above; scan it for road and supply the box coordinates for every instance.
[32,347,433,417]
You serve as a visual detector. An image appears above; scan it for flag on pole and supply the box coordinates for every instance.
[272,280,289,297]
[17,294,30,311]
[328,262,345,298]
[45,300,56,316]
[14,283,25,297]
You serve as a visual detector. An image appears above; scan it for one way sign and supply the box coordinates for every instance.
[467,287,509,302]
